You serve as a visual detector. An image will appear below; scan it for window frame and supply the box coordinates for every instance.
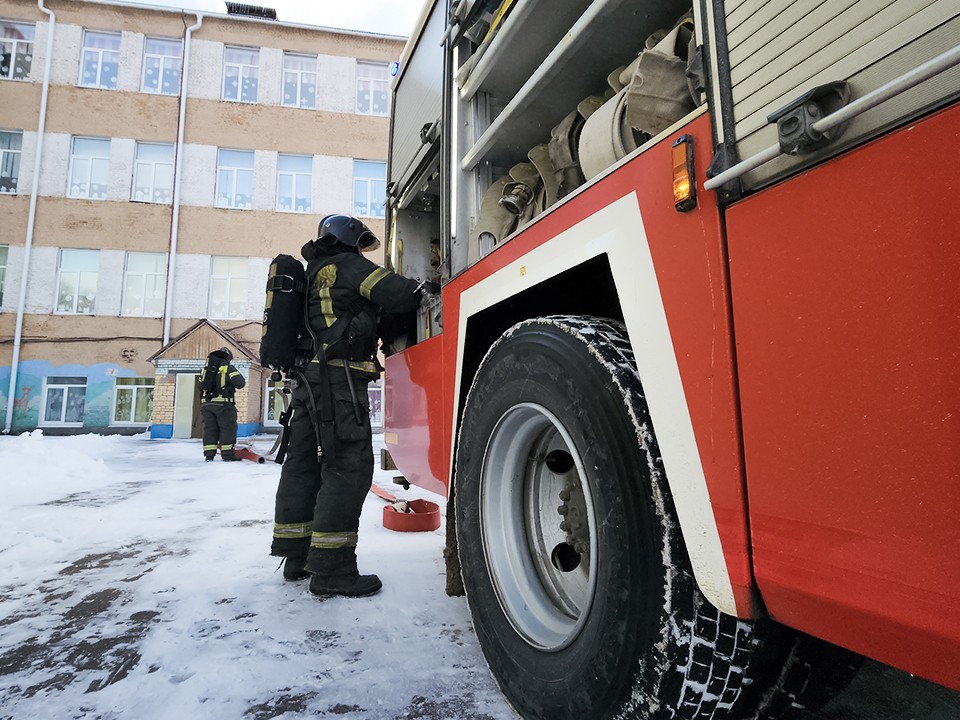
[40,376,87,427]
[132,141,174,204]
[68,136,110,200]
[208,255,248,320]
[215,148,254,209]
[79,29,121,90]
[222,45,259,103]
[121,251,167,317]
[356,61,390,116]
[141,36,182,96]
[276,153,312,213]
[264,378,284,427]
[111,376,155,426]
[55,248,99,315]
[0,129,22,194]
[0,244,8,305]
[352,159,387,218]
[282,51,318,109]
[0,20,35,81]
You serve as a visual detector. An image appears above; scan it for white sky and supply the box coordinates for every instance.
[131,0,426,36]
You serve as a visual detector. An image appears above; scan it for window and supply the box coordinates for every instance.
[56,248,98,314]
[68,137,110,199]
[80,30,120,89]
[41,376,86,426]
[215,149,254,209]
[264,379,284,426]
[222,46,258,102]
[113,377,154,425]
[122,252,166,316]
[0,245,7,305]
[282,52,317,109]
[132,142,174,203]
[353,160,386,218]
[368,381,383,427]
[356,61,389,116]
[276,154,312,213]
[0,130,21,193]
[216,149,254,209]
[1,20,34,80]
[209,256,247,319]
[142,37,182,95]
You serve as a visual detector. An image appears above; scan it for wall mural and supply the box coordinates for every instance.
[0,361,147,432]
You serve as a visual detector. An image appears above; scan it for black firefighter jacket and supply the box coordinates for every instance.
[301,241,423,372]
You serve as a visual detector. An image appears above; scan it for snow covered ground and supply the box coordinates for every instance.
[0,432,517,720]
[1,432,957,720]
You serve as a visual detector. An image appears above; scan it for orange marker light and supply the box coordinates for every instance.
[672,134,697,212]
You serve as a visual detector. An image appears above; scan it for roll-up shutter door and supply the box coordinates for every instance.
[724,0,960,189]
[390,0,446,194]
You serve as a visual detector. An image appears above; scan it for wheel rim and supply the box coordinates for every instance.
[479,402,598,651]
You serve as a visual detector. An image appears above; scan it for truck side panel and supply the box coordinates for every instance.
[390,115,761,616]
[726,102,960,690]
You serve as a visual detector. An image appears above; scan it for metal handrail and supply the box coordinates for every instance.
[704,43,960,191]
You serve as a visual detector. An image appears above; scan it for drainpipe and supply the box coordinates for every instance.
[162,12,203,346]
[3,1,55,434]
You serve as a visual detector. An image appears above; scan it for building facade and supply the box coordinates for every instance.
[0,0,403,438]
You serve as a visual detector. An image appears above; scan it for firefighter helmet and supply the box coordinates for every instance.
[210,346,232,363]
[316,214,381,252]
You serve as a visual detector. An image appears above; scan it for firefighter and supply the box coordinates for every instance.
[199,347,246,461]
[271,214,432,598]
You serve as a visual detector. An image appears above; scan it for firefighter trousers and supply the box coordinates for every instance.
[271,367,373,576]
[201,402,238,459]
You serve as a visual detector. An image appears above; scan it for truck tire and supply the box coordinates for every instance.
[454,315,855,720]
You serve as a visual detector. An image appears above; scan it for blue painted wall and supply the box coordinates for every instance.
[150,422,257,440]
[0,361,148,433]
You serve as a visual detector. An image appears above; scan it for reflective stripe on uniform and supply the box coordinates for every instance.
[310,530,358,549]
[327,358,378,374]
[204,397,235,403]
[316,264,338,328]
[274,521,313,539]
[359,267,390,299]
[311,357,378,374]
[229,370,242,379]
[221,443,234,451]
[203,444,219,451]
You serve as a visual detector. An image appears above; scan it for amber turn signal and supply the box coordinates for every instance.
[672,134,697,212]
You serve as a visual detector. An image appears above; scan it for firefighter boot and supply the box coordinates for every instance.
[205,452,215,462]
[283,555,310,581]
[307,547,382,598]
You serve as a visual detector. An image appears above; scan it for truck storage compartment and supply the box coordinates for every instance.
[387,0,704,293]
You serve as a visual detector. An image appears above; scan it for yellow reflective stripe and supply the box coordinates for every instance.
[359,267,389,300]
[218,365,228,388]
[229,370,241,378]
[274,522,313,539]
[327,358,378,374]
[203,444,218,451]
[265,263,276,311]
[204,397,234,403]
[221,444,234,451]
[315,264,338,328]
[310,531,358,549]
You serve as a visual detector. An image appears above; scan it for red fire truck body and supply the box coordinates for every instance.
[382,1,960,717]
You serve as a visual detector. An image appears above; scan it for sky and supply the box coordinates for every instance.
[0,431,518,719]
[133,0,427,36]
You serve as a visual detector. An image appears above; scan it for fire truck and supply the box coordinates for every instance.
[380,0,960,718]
